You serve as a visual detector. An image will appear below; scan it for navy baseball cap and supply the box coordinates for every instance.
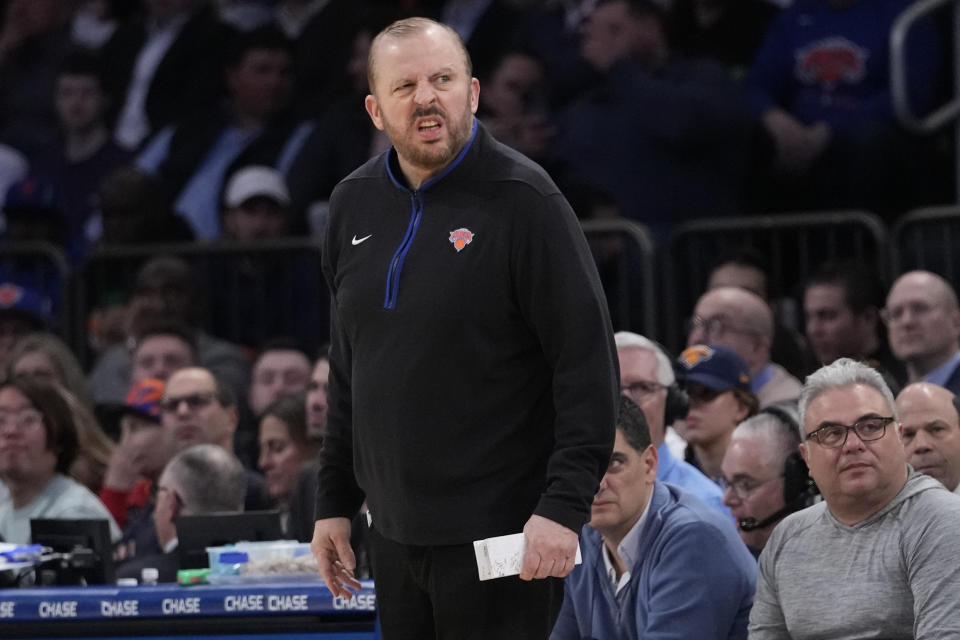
[0,281,53,328]
[3,178,60,217]
[677,345,751,392]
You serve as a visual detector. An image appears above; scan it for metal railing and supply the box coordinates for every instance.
[890,0,960,198]
[891,205,960,281]
[581,219,658,339]
[77,238,329,364]
[663,211,889,352]
[0,212,918,373]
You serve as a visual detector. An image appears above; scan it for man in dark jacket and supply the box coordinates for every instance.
[311,16,618,640]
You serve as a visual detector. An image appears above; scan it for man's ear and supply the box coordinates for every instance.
[642,444,658,481]
[365,94,384,131]
[469,77,480,114]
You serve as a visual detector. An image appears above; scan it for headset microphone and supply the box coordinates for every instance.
[738,492,813,532]
[736,405,820,533]
[739,506,794,532]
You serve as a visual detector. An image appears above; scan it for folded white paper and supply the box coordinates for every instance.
[473,532,582,581]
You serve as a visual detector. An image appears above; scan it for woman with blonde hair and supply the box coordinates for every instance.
[6,333,92,407]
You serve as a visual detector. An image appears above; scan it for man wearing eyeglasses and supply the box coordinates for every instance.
[159,367,270,512]
[885,270,960,395]
[687,287,801,408]
[614,332,728,517]
[749,358,960,639]
[116,367,272,573]
[720,408,809,557]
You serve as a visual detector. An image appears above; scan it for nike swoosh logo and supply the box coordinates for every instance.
[352,234,372,245]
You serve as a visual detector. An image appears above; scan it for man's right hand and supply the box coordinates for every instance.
[311,517,361,598]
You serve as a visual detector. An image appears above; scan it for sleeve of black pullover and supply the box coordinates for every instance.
[512,188,619,534]
[314,190,366,522]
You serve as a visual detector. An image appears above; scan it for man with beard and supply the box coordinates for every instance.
[310,17,618,640]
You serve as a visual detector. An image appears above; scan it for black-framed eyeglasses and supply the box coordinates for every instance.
[621,380,664,401]
[804,416,894,448]
[159,391,217,414]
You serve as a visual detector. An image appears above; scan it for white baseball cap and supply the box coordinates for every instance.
[224,166,290,208]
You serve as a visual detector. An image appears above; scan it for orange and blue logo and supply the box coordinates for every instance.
[796,37,867,89]
[679,345,713,368]
[449,228,474,252]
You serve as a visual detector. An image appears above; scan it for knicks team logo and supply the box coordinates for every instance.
[795,37,868,88]
[679,345,713,369]
[449,228,474,252]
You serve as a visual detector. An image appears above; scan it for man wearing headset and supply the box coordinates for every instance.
[720,405,815,557]
[614,331,728,516]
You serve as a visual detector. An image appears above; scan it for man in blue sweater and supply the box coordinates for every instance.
[551,396,756,640]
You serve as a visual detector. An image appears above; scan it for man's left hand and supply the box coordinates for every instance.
[519,514,579,581]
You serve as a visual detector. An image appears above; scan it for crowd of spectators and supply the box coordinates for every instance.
[0,0,958,635]
[0,0,951,256]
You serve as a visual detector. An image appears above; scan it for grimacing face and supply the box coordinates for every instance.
[365,25,479,185]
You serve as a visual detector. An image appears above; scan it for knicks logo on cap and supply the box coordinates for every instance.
[679,345,714,368]
[449,228,474,252]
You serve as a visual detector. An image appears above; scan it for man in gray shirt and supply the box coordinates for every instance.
[749,358,960,639]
